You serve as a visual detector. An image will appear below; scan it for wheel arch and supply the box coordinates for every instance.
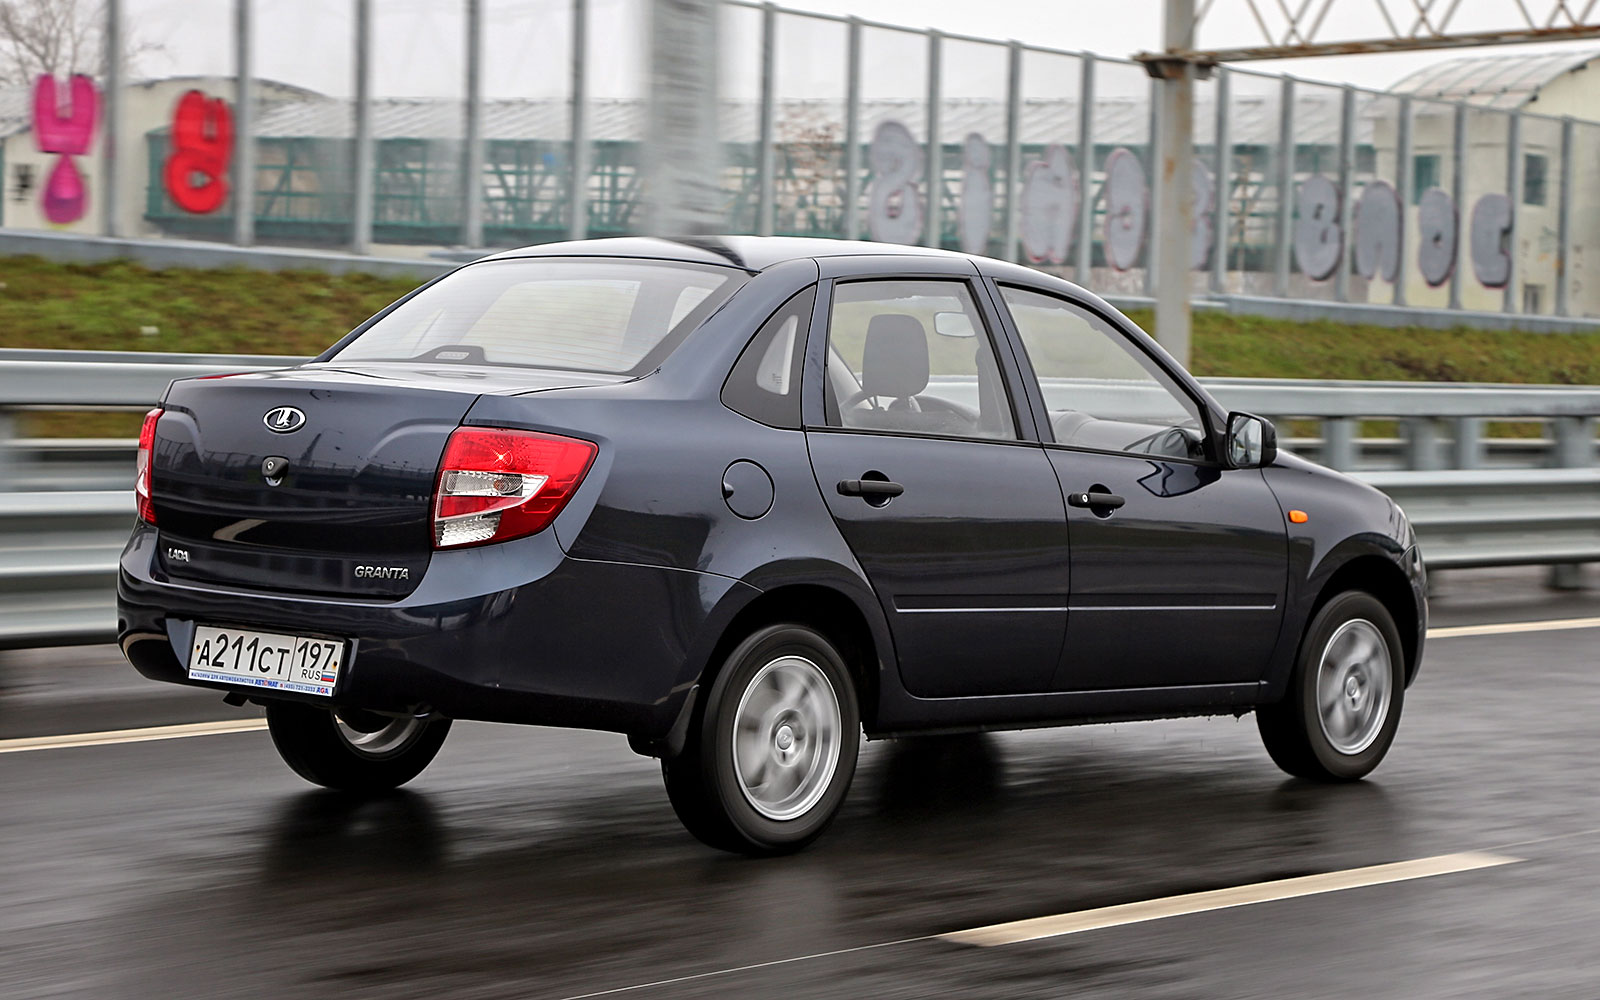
[1308,554,1421,685]
[697,583,886,730]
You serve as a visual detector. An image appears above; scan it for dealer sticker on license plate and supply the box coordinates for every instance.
[187,625,346,697]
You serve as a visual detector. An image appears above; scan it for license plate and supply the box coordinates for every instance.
[187,625,345,697]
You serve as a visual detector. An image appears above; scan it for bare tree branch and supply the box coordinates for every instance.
[0,0,158,87]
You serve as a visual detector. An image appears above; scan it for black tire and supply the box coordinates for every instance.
[1257,591,1405,782]
[265,701,451,793]
[662,624,860,855]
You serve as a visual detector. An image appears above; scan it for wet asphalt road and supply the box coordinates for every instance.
[3,569,1599,999]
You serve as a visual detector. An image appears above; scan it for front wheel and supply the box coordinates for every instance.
[266,702,451,793]
[662,624,860,855]
[1257,591,1405,782]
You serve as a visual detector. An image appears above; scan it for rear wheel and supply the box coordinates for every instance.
[662,624,860,855]
[265,702,451,792]
[1257,591,1404,781]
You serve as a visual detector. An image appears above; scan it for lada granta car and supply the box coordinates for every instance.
[119,236,1426,855]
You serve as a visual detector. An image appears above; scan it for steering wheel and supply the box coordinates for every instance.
[841,387,921,413]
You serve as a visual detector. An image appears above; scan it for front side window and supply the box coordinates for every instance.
[999,286,1206,461]
[824,280,1017,441]
[330,258,748,374]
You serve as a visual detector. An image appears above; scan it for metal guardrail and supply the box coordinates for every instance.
[0,490,128,650]
[5,471,1593,650]
[1356,469,1600,570]
[0,351,1594,649]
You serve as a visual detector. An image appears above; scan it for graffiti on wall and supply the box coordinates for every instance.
[1294,173,1517,291]
[164,90,234,214]
[32,74,100,224]
[863,118,1527,294]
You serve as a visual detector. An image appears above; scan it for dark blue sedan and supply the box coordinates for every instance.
[119,237,1426,854]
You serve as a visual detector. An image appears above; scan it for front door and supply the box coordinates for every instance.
[805,277,1071,698]
[989,284,1288,691]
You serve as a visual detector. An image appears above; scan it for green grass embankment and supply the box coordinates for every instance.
[3,255,1596,436]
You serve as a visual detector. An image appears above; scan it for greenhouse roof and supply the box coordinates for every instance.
[247,91,1358,147]
[1388,49,1600,110]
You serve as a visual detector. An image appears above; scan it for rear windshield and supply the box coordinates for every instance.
[328,258,749,374]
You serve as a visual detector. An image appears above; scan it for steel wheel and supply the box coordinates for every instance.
[731,655,843,821]
[661,623,861,855]
[1257,591,1406,782]
[1314,619,1392,755]
[334,710,430,758]
[267,701,451,792]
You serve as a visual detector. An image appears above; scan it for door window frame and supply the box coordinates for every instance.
[978,278,1224,466]
[800,272,1049,446]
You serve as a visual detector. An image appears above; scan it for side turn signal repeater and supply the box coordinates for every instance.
[1288,509,1310,524]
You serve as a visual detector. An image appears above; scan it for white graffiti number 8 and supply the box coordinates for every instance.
[867,120,924,246]
[1292,175,1342,281]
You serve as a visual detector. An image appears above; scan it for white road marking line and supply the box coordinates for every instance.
[557,937,927,1000]
[939,851,1520,947]
[559,851,1519,997]
[1428,616,1600,639]
[0,718,268,754]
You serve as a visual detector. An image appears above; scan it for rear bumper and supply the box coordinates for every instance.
[117,523,752,738]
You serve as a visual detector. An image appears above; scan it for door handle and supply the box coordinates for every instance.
[837,478,905,499]
[1067,490,1125,510]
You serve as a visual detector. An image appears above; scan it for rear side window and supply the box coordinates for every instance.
[721,288,815,428]
[330,258,748,375]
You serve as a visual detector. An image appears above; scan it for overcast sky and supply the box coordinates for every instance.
[123,0,1597,100]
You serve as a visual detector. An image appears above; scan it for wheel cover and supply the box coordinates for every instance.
[1314,618,1392,756]
[334,712,428,758]
[731,655,842,822]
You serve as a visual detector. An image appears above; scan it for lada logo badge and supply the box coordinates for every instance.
[263,406,306,433]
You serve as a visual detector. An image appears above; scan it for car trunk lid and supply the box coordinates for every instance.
[151,363,617,598]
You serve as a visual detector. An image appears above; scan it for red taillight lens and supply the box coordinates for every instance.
[432,427,597,548]
[135,407,162,524]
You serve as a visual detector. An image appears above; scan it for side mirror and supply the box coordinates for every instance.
[932,311,976,337]
[1226,412,1278,468]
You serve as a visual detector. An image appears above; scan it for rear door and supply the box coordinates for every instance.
[802,263,1070,698]
[986,283,1288,692]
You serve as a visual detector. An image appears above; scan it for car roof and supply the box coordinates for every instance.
[479,235,974,272]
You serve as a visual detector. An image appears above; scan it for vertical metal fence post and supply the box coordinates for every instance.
[1448,102,1466,311]
[755,2,777,237]
[1556,115,1573,317]
[1151,0,1196,365]
[1394,95,1412,306]
[233,0,256,247]
[351,0,374,254]
[1075,52,1095,287]
[1334,85,1354,302]
[567,0,590,241]
[1210,64,1229,295]
[842,17,862,241]
[1322,417,1357,471]
[461,0,484,248]
[1451,417,1484,469]
[102,0,122,238]
[1402,417,1440,470]
[1273,75,1294,299]
[1144,73,1162,298]
[1002,41,1022,263]
[924,30,942,249]
[1504,110,1522,314]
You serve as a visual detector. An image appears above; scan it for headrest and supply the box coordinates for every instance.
[860,314,929,399]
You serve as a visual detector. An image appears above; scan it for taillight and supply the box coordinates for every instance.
[135,407,162,524]
[432,427,597,548]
